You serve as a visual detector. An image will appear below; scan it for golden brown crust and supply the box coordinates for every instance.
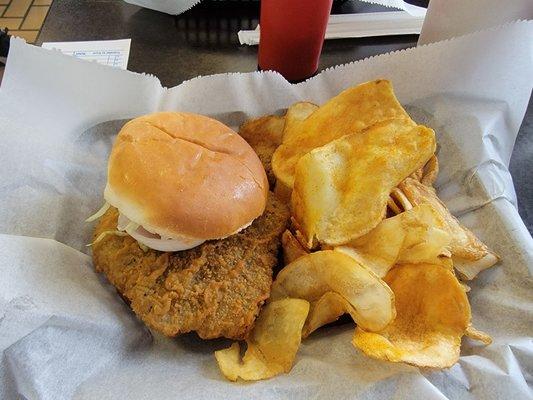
[105,112,269,240]
[281,230,309,265]
[92,193,290,340]
[238,115,285,188]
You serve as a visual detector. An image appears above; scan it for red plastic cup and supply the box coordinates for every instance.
[258,0,333,82]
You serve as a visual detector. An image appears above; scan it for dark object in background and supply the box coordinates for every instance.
[0,28,10,63]
[175,0,259,47]
[172,0,421,49]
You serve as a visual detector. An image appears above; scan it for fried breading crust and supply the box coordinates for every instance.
[92,194,289,340]
[238,115,285,188]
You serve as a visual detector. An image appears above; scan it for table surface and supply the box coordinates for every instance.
[35,0,532,234]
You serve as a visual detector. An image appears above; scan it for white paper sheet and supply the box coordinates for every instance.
[238,11,425,46]
[0,21,532,400]
[419,0,533,44]
[359,0,426,17]
[123,0,201,15]
[41,39,131,70]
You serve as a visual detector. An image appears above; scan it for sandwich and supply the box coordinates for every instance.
[88,112,289,339]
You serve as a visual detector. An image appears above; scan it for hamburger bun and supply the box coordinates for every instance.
[104,112,268,247]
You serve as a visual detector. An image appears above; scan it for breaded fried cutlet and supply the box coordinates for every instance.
[238,115,285,188]
[92,193,289,340]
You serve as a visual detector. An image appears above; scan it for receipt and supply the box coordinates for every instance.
[41,39,131,70]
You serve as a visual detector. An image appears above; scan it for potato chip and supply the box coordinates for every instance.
[410,166,424,182]
[353,263,471,368]
[409,154,439,186]
[397,206,451,264]
[465,325,493,345]
[272,80,414,189]
[271,250,395,332]
[421,155,439,186]
[387,197,403,215]
[219,85,496,380]
[239,115,285,147]
[281,229,309,264]
[453,255,499,281]
[215,343,272,381]
[215,298,309,381]
[335,239,403,280]
[302,291,354,338]
[238,115,285,187]
[282,101,319,142]
[291,119,436,246]
[398,177,499,279]
[433,255,455,272]
[391,187,413,211]
[336,204,451,277]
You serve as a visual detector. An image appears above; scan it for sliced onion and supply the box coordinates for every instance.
[126,226,205,252]
[87,230,128,247]
[85,202,110,222]
[117,212,204,252]
[117,213,129,231]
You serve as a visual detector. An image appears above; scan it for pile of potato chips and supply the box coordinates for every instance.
[216,80,498,381]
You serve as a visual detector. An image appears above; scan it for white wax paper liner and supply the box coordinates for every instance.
[0,21,531,400]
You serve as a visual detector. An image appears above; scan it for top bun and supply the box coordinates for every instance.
[104,112,269,241]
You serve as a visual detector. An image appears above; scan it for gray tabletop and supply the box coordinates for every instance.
[37,0,532,234]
